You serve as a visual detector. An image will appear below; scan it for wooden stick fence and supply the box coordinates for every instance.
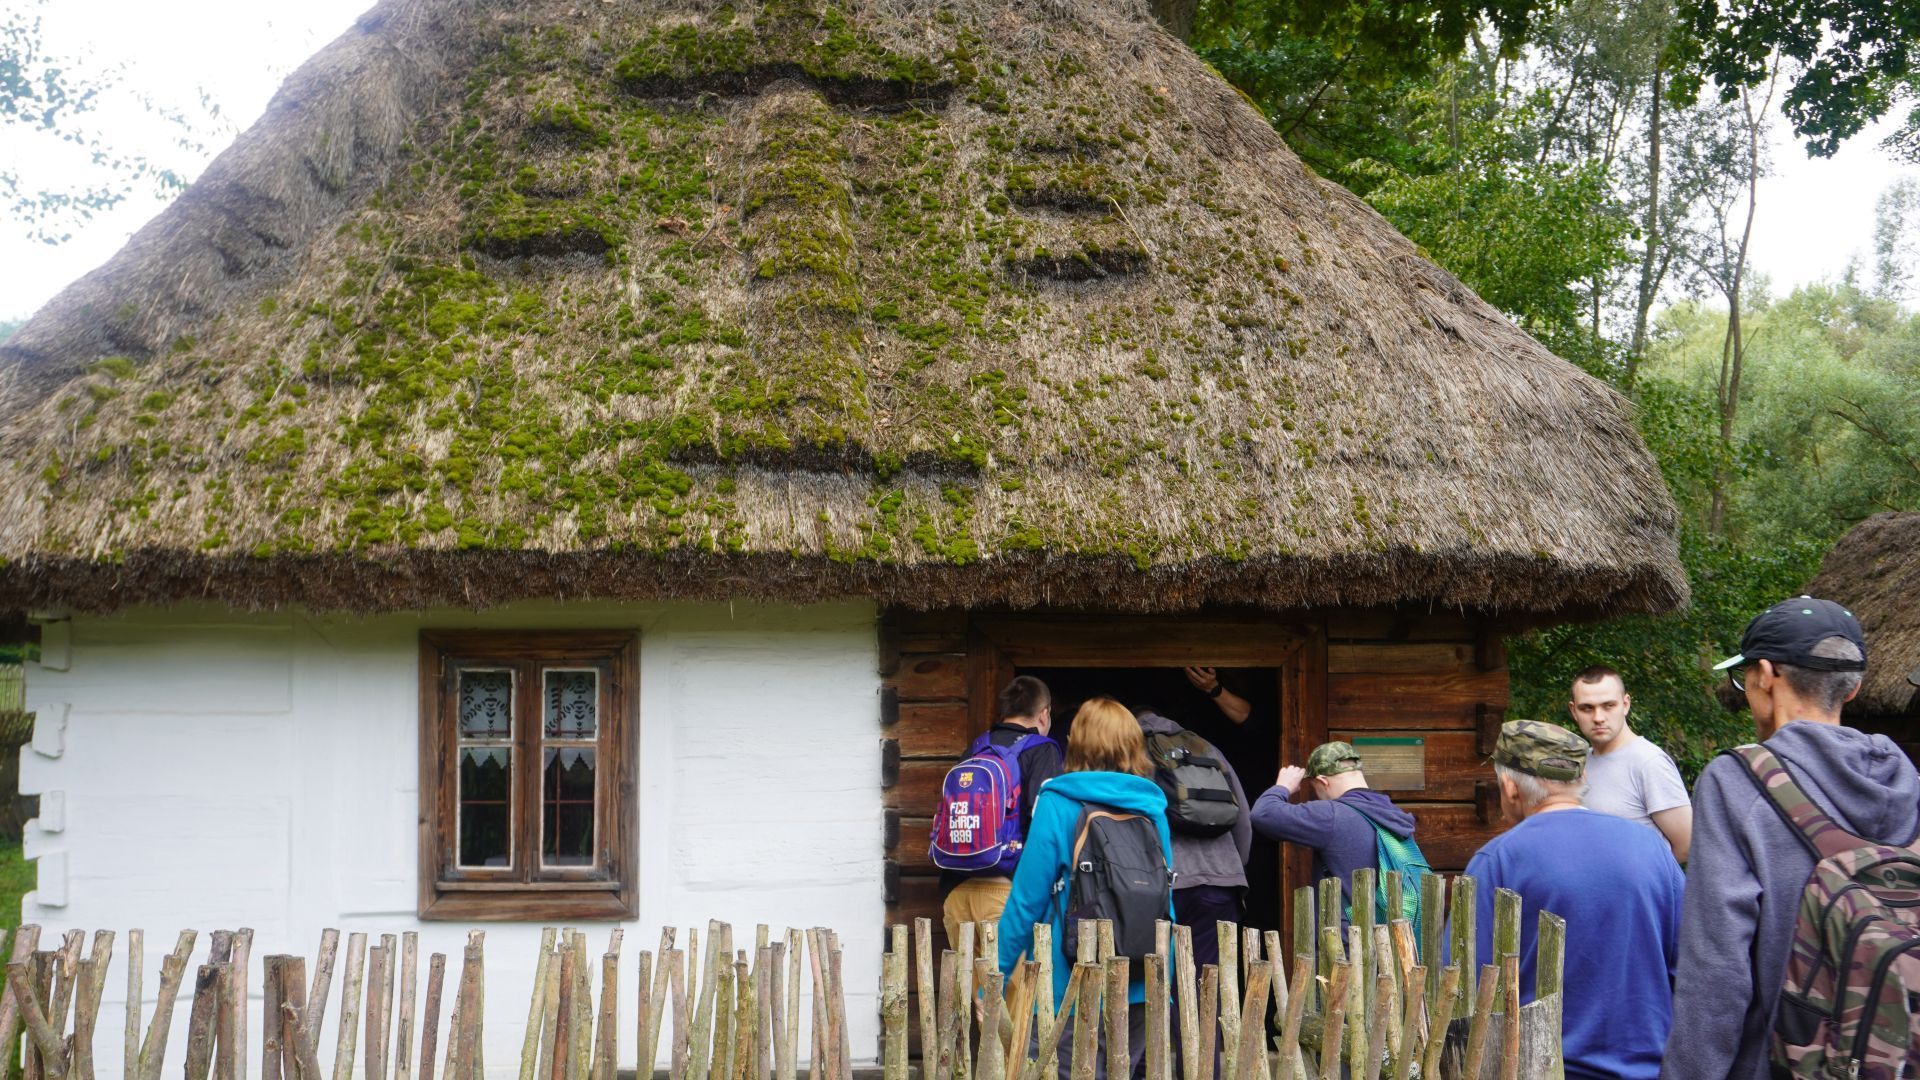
[881,869,1563,1080]
[0,873,1562,1080]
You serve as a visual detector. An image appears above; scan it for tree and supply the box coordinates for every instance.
[1357,60,1634,366]
[0,0,214,244]
[1669,0,1920,156]
[1185,0,1916,158]
[1873,179,1920,301]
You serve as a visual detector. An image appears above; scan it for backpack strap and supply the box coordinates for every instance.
[1006,731,1056,757]
[1727,745,1862,862]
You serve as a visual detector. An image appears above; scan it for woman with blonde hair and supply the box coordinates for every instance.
[996,697,1174,1080]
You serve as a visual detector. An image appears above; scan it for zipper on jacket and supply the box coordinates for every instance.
[1846,934,1920,1065]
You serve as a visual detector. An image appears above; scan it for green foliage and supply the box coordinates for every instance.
[1645,284,1920,537]
[1357,71,1634,347]
[1188,0,1916,158]
[0,842,28,929]
[1511,277,1920,778]
[1668,0,1920,156]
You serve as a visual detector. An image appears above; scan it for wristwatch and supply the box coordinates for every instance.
[1207,682,1225,698]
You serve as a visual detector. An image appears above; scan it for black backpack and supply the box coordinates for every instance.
[1058,804,1174,965]
[1145,729,1242,837]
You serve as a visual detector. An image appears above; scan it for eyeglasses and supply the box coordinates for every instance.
[1729,665,1753,692]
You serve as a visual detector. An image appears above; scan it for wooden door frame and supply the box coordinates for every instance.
[962,612,1328,936]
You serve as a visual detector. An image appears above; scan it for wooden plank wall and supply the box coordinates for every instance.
[879,610,976,962]
[1324,609,1509,872]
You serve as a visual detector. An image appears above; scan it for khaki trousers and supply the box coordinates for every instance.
[941,876,1013,948]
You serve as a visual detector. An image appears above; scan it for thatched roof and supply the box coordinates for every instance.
[1806,512,1920,718]
[0,0,1686,616]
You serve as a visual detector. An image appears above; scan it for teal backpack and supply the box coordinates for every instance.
[1340,803,1431,943]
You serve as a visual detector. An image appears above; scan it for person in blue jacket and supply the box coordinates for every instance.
[998,696,1175,1080]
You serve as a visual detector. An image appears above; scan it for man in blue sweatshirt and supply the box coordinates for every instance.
[1250,740,1416,908]
[1465,720,1683,1079]
[1663,597,1919,1080]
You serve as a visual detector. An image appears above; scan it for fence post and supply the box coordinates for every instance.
[1288,888,1315,1018]
[1535,913,1567,1080]
[1418,965,1459,1080]
[1490,890,1521,1017]
[1217,926,1238,1080]
[882,929,908,1080]
[1448,877,1477,1020]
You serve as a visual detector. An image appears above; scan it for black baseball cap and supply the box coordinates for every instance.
[1713,596,1867,673]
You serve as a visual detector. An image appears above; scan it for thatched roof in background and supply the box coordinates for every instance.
[1807,512,1920,718]
[0,0,1685,616]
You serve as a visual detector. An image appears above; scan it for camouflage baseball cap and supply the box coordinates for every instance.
[1492,720,1587,782]
[1306,741,1364,778]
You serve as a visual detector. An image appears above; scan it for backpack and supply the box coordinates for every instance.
[928,731,1053,875]
[1144,729,1242,837]
[1339,802,1431,937]
[1057,804,1174,966]
[1732,744,1920,1080]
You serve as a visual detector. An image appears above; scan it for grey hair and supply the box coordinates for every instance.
[1778,637,1866,713]
[1493,763,1587,813]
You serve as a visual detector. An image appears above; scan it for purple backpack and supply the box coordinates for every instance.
[928,732,1052,874]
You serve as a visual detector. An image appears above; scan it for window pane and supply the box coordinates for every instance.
[458,747,512,868]
[544,670,598,738]
[459,670,514,739]
[543,747,596,867]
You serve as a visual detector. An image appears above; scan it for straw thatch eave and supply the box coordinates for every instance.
[1806,512,1920,719]
[0,0,1686,618]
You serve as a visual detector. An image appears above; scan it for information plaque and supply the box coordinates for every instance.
[1352,736,1426,791]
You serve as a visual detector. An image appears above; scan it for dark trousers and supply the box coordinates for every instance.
[1041,1004,1147,1080]
[1170,885,1243,1079]
[1173,884,1244,970]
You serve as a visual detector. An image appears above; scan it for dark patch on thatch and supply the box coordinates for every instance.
[467,221,616,259]
[618,65,953,111]
[0,0,1687,618]
[1007,246,1148,282]
[1008,187,1112,215]
[1806,511,1920,718]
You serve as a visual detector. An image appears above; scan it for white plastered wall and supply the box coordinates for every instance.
[19,599,882,1078]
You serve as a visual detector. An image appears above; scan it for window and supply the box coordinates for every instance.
[419,631,638,920]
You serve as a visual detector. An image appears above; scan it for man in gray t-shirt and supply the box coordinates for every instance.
[1568,665,1692,862]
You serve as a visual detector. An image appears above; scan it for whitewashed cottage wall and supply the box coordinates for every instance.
[19,599,883,1078]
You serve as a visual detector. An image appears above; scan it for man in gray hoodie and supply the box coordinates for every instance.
[1135,708,1252,969]
[1663,596,1919,1080]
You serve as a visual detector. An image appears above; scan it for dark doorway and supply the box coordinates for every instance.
[1018,665,1284,931]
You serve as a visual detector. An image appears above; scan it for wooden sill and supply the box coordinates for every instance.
[437,880,622,892]
[420,886,636,922]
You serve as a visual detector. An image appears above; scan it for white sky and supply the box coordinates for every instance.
[2,1,1917,323]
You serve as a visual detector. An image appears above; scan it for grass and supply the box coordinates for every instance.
[0,840,32,930]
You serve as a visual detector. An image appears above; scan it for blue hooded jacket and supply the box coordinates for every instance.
[996,771,1176,1010]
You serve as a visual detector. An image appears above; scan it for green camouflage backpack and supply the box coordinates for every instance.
[1733,745,1920,1080]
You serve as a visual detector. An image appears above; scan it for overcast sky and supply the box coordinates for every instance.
[2,0,1917,323]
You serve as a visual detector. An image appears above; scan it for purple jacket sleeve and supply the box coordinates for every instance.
[1249,785,1347,846]
[1660,760,1765,1080]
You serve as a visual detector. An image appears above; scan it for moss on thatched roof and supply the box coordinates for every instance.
[1806,512,1920,718]
[0,0,1685,615]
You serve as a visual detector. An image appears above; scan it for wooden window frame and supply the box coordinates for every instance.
[418,630,639,921]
